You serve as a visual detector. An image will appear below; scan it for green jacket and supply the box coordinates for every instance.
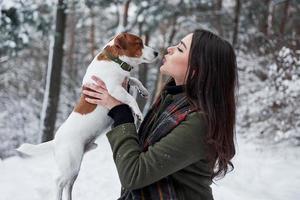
[106,104,214,200]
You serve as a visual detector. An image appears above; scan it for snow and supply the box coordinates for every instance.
[212,136,300,200]
[0,135,121,200]
[1,0,19,10]
[0,2,299,199]
[19,32,29,44]
[0,134,299,200]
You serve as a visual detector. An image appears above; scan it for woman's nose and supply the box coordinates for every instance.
[167,46,173,54]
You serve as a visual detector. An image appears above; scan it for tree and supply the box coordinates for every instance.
[259,0,272,35]
[41,0,67,142]
[267,0,274,36]
[214,0,223,36]
[232,0,241,47]
[0,2,52,57]
[136,32,150,112]
[123,0,132,28]
[279,0,290,35]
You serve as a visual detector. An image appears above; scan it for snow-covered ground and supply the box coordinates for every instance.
[213,136,300,200]
[0,133,299,200]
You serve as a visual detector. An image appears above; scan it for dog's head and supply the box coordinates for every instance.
[99,32,159,67]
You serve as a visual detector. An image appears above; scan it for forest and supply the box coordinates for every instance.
[0,0,299,199]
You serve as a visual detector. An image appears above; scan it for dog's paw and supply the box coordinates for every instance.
[137,88,149,99]
[133,110,143,121]
[84,142,98,153]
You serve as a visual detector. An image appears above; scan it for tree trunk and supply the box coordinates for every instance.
[259,0,271,35]
[279,0,290,35]
[152,17,177,105]
[67,0,76,82]
[214,0,223,36]
[116,0,131,38]
[123,0,131,28]
[267,0,274,36]
[168,18,177,45]
[137,32,149,113]
[89,7,96,58]
[232,0,241,47]
[41,0,67,142]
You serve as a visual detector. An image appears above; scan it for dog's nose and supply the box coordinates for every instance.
[153,51,159,57]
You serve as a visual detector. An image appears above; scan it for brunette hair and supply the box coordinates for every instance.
[184,29,238,179]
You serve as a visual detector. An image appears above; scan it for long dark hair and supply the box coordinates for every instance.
[185,29,238,179]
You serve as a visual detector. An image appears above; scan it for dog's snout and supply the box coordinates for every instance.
[153,51,159,57]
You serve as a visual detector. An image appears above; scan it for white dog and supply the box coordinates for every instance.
[17,32,159,200]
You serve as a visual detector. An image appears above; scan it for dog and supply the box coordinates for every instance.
[17,32,159,200]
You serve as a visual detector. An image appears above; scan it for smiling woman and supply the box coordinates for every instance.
[83,29,238,200]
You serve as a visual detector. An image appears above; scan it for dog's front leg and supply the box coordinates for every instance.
[84,142,98,153]
[110,86,143,121]
[128,77,149,98]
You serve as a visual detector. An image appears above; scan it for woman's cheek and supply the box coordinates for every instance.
[160,64,169,75]
[179,57,189,73]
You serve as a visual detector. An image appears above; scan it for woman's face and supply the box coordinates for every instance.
[160,33,193,85]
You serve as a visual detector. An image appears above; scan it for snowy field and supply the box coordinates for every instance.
[0,133,299,200]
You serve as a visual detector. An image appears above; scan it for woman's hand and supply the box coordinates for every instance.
[82,76,123,110]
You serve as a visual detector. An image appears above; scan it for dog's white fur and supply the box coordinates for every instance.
[17,34,158,200]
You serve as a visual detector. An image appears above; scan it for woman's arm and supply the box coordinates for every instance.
[82,76,209,190]
[106,112,208,190]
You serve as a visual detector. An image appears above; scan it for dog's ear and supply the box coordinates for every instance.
[115,34,127,49]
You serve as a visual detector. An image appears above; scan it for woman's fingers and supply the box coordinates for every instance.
[122,77,129,89]
[82,77,123,109]
[85,97,102,105]
[82,89,102,99]
[84,83,107,94]
[91,75,107,89]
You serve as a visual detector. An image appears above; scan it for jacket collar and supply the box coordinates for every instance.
[165,80,185,95]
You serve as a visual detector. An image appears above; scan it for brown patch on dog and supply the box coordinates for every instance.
[115,33,144,58]
[74,86,97,115]
[97,52,109,61]
[97,33,144,62]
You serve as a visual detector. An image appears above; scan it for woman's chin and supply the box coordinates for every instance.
[159,65,166,73]
[160,64,171,75]
[159,64,164,71]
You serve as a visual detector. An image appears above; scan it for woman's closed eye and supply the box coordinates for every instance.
[177,41,187,53]
[177,42,184,52]
[177,47,183,52]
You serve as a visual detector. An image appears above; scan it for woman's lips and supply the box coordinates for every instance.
[162,57,166,64]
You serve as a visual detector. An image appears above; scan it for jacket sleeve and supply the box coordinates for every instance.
[106,112,208,190]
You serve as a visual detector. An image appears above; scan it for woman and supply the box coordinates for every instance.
[83,29,238,200]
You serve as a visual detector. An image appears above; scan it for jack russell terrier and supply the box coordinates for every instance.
[17,32,159,200]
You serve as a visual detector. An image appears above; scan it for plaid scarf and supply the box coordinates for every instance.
[118,83,196,200]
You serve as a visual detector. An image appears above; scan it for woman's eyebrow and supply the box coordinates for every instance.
[180,41,187,49]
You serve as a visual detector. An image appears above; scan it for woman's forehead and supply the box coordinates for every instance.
[180,33,193,50]
[182,33,193,46]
